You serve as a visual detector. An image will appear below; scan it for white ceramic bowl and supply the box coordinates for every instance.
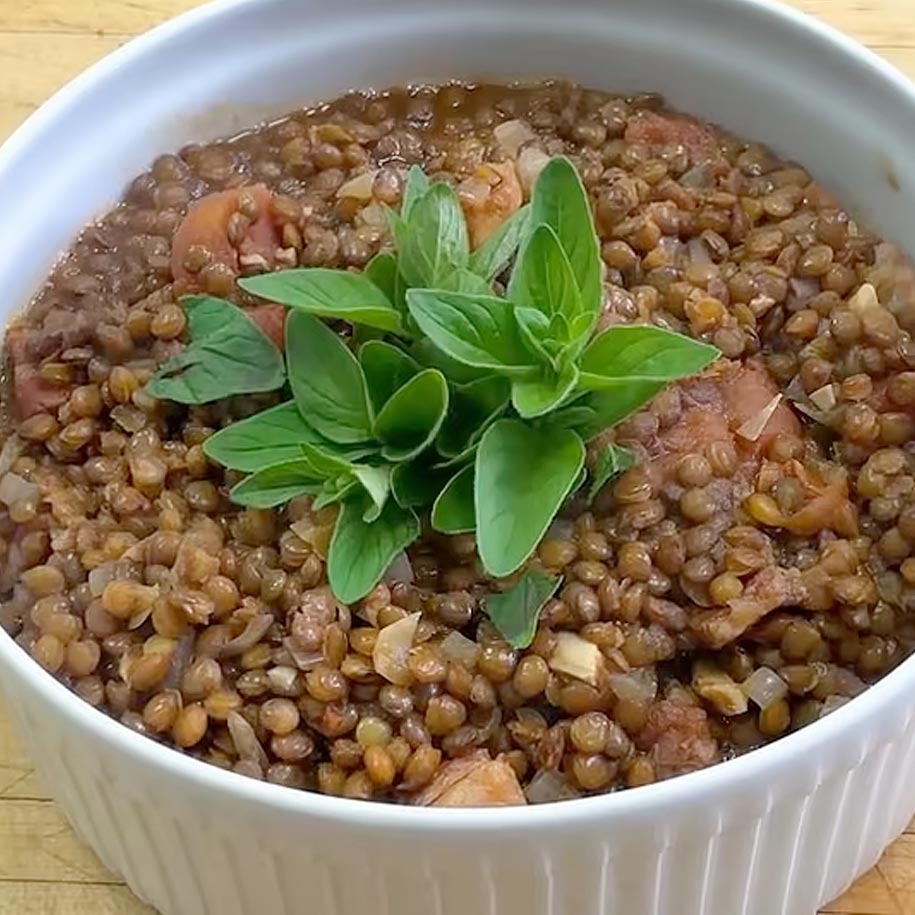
[2,1,915,913]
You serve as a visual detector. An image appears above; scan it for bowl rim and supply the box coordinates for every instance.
[2,0,915,830]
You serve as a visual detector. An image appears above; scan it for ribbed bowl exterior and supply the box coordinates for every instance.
[6,678,915,915]
[3,1,915,912]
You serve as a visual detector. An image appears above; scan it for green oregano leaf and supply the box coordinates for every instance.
[146,295,285,405]
[483,569,562,649]
[436,375,511,459]
[469,205,531,281]
[525,156,603,315]
[373,368,449,462]
[239,269,404,334]
[511,361,579,419]
[328,496,420,603]
[230,459,322,509]
[508,222,583,325]
[406,289,537,374]
[475,419,585,577]
[286,311,373,445]
[391,458,455,509]
[578,325,719,389]
[402,165,431,220]
[549,382,667,441]
[588,444,636,502]
[398,182,469,287]
[354,465,393,522]
[431,464,475,534]
[359,340,421,413]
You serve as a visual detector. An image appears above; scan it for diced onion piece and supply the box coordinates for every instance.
[219,614,274,658]
[110,404,147,433]
[373,611,420,686]
[848,282,879,316]
[549,632,602,685]
[517,147,550,197]
[440,631,481,668]
[735,393,782,442]
[524,769,580,804]
[0,436,23,477]
[692,661,748,716]
[608,668,658,704]
[227,710,269,769]
[0,472,39,507]
[128,606,155,630]
[384,552,414,586]
[741,666,788,710]
[282,636,324,671]
[267,665,300,695]
[686,237,712,266]
[809,384,838,411]
[493,119,536,158]
[290,514,336,561]
[163,633,195,689]
[336,169,378,200]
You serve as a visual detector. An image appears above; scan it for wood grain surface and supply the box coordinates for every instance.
[1,1,914,912]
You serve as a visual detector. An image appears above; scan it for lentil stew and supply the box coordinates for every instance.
[3,81,915,805]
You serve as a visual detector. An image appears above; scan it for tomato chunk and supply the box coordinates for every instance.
[625,112,718,159]
[171,184,279,285]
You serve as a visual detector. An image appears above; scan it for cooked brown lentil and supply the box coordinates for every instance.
[4,81,915,807]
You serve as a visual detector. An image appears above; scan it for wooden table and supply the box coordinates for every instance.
[1,1,915,912]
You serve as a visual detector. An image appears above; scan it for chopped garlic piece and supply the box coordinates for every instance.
[736,393,782,442]
[549,632,602,685]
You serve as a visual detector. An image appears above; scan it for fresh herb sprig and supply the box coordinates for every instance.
[148,157,719,644]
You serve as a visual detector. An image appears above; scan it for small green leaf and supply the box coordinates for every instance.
[373,369,449,462]
[406,289,537,374]
[508,223,583,324]
[286,311,373,445]
[328,496,421,603]
[436,266,495,297]
[578,325,719,388]
[354,465,392,522]
[511,362,579,419]
[364,252,401,308]
[469,205,531,280]
[436,375,511,458]
[239,269,403,334]
[399,183,469,287]
[203,401,339,473]
[525,156,602,314]
[313,476,359,510]
[359,340,421,413]
[514,306,555,367]
[402,165,431,219]
[230,459,322,509]
[551,382,666,441]
[475,419,585,577]
[298,440,355,478]
[391,458,455,509]
[146,295,285,405]
[588,444,636,503]
[431,465,476,534]
[410,337,491,384]
[483,569,562,649]
[207,405,376,473]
